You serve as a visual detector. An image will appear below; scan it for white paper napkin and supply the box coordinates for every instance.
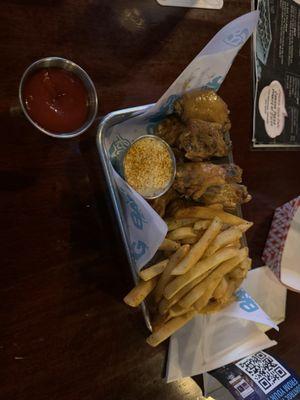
[166,315,276,382]
[280,207,300,290]
[113,170,167,269]
[242,266,287,329]
[165,267,287,382]
[222,288,278,331]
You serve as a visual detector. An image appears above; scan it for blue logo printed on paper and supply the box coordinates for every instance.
[236,288,259,313]
[109,134,131,170]
[120,188,147,230]
[223,28,249,47]
[131,240,148,261]
[205,75,223,91]
[147,94,179,134]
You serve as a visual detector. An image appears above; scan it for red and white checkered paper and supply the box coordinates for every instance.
[262,196,300,285]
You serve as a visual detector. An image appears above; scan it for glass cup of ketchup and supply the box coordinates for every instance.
[19,57,98,138]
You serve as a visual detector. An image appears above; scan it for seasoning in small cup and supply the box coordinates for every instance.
[123,135,176,199]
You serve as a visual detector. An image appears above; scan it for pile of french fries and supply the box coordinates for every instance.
[123,205,253,347]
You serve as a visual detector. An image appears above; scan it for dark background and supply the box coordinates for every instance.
[1,1,299,399]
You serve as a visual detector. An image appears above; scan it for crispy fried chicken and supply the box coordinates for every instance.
[174,162,242,201]
[201,183,252,209]
[174,88,231,132]
[154,115,185,146]
[178,119,229,160]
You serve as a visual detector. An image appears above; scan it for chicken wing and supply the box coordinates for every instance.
[173,162,242,201]
[154,115,185,146]
[201,183,252,209]
[174,88,231,132]
[178,119,229,160]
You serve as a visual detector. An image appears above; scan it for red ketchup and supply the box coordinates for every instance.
[23,67,89,133]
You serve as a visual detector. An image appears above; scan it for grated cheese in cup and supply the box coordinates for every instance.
[123,135,175,199]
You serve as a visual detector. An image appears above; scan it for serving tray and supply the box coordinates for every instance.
[96,104,246,332]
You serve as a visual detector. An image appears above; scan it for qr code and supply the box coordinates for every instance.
[236,351,290,394]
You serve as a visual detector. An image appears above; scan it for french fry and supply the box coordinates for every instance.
[237,222,254,233]
[208,204,224,210]
[228,267,246,280]
[123,277,158,307]
[181,237,199,245]
[233,278,244,291]
[164,247,240,300]
[193,220,211,231]
[210,247,248,278]
[175,206,248,226]
[167,227,197,241]
[204,226,243,257]
[151,313,168,333]
[199,259,247,313]
[241,257,252,271]
[154,245,190,303]
[158,270,211,315]
[193,278,222,312]
[139,259,169,281]
[159,238,180,252]
[213,277,229,300]
[228,257,251,280]
[201,296,235,314]
[158,297,172,315]
[201,301,223,314]
[228,240,241,249]
[166,217,199,231]
[179,280,208,309]
[146,310,197,347]
[177,248,248,308]
[217,279,238,305]
[221,223,231,231]
[167,304,190,320]
[171,217,223,276]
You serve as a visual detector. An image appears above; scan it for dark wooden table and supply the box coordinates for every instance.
[1,1,300,399]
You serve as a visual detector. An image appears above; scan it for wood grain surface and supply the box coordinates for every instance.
[1,1,299,399]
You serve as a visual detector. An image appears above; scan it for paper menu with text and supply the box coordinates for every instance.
[207,350,300,400]
[157,0,223,9]
[253,0,300,148]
